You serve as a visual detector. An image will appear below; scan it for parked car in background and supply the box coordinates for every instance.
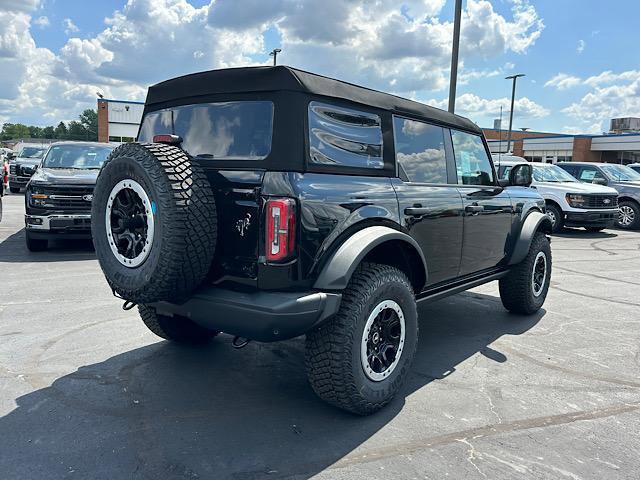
[628,163,640,174]
[89,66,552,415]
[24,142,114,251]
[9,143,48,193]
[557,162,640,230]
[494,156,619,233]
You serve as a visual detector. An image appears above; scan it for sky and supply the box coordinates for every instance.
[0,0,638,134]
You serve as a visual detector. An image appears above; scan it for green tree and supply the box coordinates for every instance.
[0,123,31,140]
[41,126,55,138]
[79,109,98,141]
[54,121,68,139]
[28,125,43,138]
[67,121,87,140]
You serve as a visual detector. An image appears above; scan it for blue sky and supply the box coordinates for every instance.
[2,0,639,134]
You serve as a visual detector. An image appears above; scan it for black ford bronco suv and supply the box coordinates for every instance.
[91,66,552,415]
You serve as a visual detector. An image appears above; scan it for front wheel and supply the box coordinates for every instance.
[499,232,552,315]
[617,201,639,230]
[305,263,418,415]
[545,204,563,233]
[26,232,47,251]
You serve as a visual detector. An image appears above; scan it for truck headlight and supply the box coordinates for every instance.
[27,187,48,207]
[566,193,586,208]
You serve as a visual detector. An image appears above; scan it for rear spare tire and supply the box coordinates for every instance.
[92,143,217,304]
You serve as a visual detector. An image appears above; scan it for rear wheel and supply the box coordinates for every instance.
[617,201,639,230]
[499,232,552,315]
[138,304,218,344]
[545,204,563,233]
[26,232,47,251]
[305,263,418,415]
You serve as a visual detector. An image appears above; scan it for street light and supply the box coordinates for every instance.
[505,73,525,153]
[269,48,282,66]
[447,0,463,113]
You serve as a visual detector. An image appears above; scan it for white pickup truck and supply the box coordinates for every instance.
[494,155,619,233]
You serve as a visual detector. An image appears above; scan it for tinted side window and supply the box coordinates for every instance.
[451,130,495,185]
[138,101,273,160]
[308,102,383,169]
[558,164,577,176]
[578,166,606,183]
[393,117,448,184]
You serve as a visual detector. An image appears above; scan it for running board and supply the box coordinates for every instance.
[416,269,508,304]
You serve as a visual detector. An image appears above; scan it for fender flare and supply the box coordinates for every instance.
[508,211,552,266]
[313,226,428,291]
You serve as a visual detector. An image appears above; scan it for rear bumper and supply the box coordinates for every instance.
[25,213,92,238]
[564,209,617,228]
[152,286,342,342]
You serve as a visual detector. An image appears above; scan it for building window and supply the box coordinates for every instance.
[108,136,122,142]
[393,117,448,184]
[308,101,383,169]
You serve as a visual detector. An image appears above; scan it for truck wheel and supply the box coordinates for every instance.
[305,263,418,415]
[10,186,20,194]
[499,232,551,315]
[92,143,217,304]
[617,201,639,230]
[545,204,563,233]
[138,305,218,344]
[26,232,47,251]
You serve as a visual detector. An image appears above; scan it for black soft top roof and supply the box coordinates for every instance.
[145,66,481,134]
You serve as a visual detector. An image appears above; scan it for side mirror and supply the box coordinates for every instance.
[508,163,532,187]
[7,152,15,160]
[592,177,608,186]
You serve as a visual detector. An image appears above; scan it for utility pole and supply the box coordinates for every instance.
[448,0,463,113]
[269,48,282,66]
[505,73,525,153]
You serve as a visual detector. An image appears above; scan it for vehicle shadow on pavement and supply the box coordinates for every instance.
[0,292,543,480]
[553,229,617,239]
[0,228,96,262]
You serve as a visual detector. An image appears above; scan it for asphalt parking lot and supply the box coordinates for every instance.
[1,192,639,480]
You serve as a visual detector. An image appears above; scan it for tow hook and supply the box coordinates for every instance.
[112,289,137,311]
[232,336,251,349]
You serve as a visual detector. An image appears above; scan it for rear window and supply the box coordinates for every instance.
[308,101,383,169]
[138,101,273,160]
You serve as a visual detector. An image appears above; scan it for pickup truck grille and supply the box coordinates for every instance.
[584,194,618,209]
[39,186,95,211]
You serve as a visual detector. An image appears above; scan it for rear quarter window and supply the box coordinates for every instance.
[138,101,273,160]
[308,101,383,169]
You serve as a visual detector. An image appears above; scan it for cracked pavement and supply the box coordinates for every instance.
[1,193,639,479]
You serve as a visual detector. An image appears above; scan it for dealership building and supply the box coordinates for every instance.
[97,98,144,143]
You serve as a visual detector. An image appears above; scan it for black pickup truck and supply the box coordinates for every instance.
[25,142,114,251]
[91,66,552,415]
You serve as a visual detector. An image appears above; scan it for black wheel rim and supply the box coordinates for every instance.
[361,300,405,381]
[531,251,547,297]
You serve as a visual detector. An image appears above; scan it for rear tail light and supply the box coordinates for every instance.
[265,198,296,262]
[152,134,183,146]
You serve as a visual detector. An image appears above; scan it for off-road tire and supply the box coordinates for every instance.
[10,186,20,194]
[138,304,218,344]
[26,232,47,251]
[617,200,640,230]
[499,232,551,315]
[305,263,418,415]
[545,203,563,233]
[92,143,217,304]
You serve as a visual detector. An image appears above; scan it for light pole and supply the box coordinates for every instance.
[448,0,463,113]
[269,48,282,66]
[505,73,525,153]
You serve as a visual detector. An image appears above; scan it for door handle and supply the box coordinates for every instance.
[465,204,484,215]
[405,207,430,216]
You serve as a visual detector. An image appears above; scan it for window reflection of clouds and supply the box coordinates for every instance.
[137,102,272,160]
[451,130,493,185]
[394,117,447,184]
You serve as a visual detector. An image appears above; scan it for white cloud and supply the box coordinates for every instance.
[577,39,585,54]
[584,70,640,87]
[0,0,545,127]
[63,18,79,35]
[427,94,550,120]
[544,73,582,90]
[33,16,49,28]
